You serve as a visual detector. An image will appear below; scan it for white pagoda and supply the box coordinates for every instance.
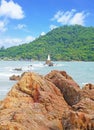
[45,54,53,66]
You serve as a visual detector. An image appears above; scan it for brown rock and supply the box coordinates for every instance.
[45,70,80,106]
[9,75,20,80]
[73,83,94,116]
[45,71,94,129]
[82,83,94,90]
[66,83,94,130]
[62,110,94,130]
[73,98,94,115]
[0,72,70,130]
[1,71,94,130]
[79,88,94,101]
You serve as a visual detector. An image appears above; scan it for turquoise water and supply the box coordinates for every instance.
[0,60,94,100]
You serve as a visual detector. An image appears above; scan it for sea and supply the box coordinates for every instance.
[0,60,94,100]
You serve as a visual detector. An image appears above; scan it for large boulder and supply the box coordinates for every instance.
[45,70,80,106]
[0,71,94,130]
[73,83,94,115]
[45,71,94,129]
[62,83,94,130]
[0,72,70,130]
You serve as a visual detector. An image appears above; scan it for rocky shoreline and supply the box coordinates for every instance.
[0,70,94,130]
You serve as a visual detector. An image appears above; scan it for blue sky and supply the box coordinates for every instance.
[0,0,94,48]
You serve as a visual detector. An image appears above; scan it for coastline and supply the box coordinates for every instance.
[0,61,94,101]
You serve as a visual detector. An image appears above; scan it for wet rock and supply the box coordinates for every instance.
[9,75,20,80]
[13,68,22,71]
[45,60,53,66]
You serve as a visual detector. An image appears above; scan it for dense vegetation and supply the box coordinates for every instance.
[0,25,94,61]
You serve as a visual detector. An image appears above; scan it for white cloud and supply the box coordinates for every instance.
[52,11,63,20]
[15,24,26,30]
[0,20,7,32]
[25,36,35,43]
[0,36,35,48]
[49,24,58,30]
[0,0,24,19]
[0,19,8,32]
[70,12,86,25]
[40,32,46,36]
[51,9,88,25]
[14,23,31,33]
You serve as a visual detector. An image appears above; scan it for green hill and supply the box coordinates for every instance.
[0,25,94,61]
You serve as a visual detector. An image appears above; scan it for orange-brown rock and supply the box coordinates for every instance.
[73,83,94,116]
[0,72,70,130]
[62,110,94,130]
[9,74,20,80]
[45,71,94,129]
[73,98,94,115]
[67,83,94,130]
[82,83,94,90]
[45,70,80,106]
[0,71,94,130]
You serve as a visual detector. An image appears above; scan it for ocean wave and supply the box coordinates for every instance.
[0,73,12,77]
[82,82,89,86]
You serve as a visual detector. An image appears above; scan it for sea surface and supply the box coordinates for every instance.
[0,60,94,100]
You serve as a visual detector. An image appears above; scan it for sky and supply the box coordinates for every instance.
[0,0,94,48]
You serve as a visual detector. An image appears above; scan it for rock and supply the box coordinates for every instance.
[79,87,94,101]
[48,62,53,66]
[45,70,80,106]
[0,71,94,130]
[82,83,94,90]
[73,98,94,115]
[0,72,70,130]
[62,110,94,130]
[9,75,20,80]
[45,71,94,129]
[45,60,53,66]
[63,83,94,130]
[62,91,94,130]
[13,68,22,71]
[73,83,94,115]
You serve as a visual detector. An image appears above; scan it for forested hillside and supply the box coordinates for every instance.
[0,25,94,61]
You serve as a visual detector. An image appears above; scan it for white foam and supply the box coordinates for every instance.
[54,63,64,67]
[0,73,12,77]
[32,62,44,68]
[82,82,89,86]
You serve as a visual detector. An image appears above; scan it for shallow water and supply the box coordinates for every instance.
[0,60,94,100]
